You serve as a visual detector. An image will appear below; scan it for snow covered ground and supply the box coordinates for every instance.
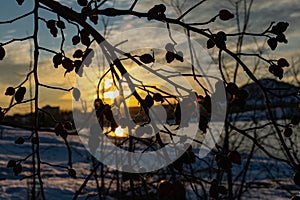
[0,124,299,199]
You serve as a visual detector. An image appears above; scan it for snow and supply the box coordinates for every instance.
[0,124,299,199]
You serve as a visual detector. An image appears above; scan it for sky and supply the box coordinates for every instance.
[0,0,299,114]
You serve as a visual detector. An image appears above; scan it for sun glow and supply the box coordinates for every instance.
[114,126,126,137]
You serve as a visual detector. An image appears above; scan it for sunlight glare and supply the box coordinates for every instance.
[115,126,125,137]
[104,78,113,89]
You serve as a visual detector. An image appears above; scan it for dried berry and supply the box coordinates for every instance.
[77,0,88,7]
[13,163,22,176]
[89,15,98,25]
[269,64,283,79]
[73,49,84,58]
[64,121,73,130]
[291,196,300,200]
[81,35,90,46]
[5,87,15,96]
[216,155,232,171]
[219,9,234,21]
[56,21,65,29]
[54,122,65,136]
[140,54,155,64]
[165,51,175,63]
[207,38,215,49]
[283,127,293,137]
[226,82,239,95]
[238,89,249,100]
[7,160,16,168]
[147,4,167,21]
[218,186,228,195]
[15,87,26,103]
[68,168,77,178]
[0,46,6,60]
[227,150,242,165]
[277,58,289,67]
[276,33,288,43]
[291,116,300,125]
[16,0,24,5]
[62,58,74,71]
[53,53,63,68]
[50,27,58,37]
[153,93,164,102]
[15,137,25,144]
[267,38,278,50]
[72,35,81,45]
[294,172,300,186]
[46,20,56,29]
[175,51,184,62]
[144,94,154,108]
[270,22,289,35]
[157,180,172,198]
[31,137,38,144]
[216,31,227,41]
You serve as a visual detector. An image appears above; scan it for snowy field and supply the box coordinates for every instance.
[0,124,299,200]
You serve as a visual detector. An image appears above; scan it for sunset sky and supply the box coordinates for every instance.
[0,0,299,114]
